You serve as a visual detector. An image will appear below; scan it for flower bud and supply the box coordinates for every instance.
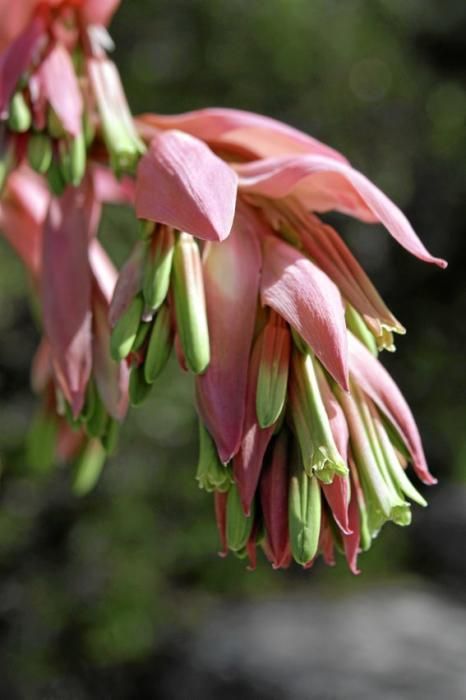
[256,314,290,428]
[59,131,86,186]
[289,350,348,483]
[144,304,173,383]
[101,418,120,456]
[226,482,255,553]
[27,132,53,174]
[88,58,144,175]
[289,463,322,566]
[172,232,210,374]
[85,389,108,438]
[73,438,106,496]
[47,158,66,197]
[47,108,66,138]
[142,225,175,310]
[346,305,378,356]
[26,409,58,474]
[110,294,144,361]
[131,320,151,352]
[196,421,232,493]
[260,431,290,568]
[8,92,31,133]
[129,364,153,406]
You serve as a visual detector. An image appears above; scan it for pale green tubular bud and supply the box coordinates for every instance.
[143,304,173,383]
[85,390,108,438]
[129,364,153,406]
[289,350,348,483]
[289,464,322,566]
[196,421,232,493]
[27,132,53,174]
[101,418,120,456]
[355,388,412,527]
[226,483,255,552]
[132,319,151,352]
[83,110,96,147]
[59,131,86,186]
[372,407,427,508]
[8,92,31,133]
[139,220,155,240]
[172,232,210,374]
[73,439,106,496]
[346,305,378,357]
[110,294,144,361]
[26,410,58,474]
[47,158,66,197]
[81,380,97,423]
[256,314,291,428]
[143,225,175,310]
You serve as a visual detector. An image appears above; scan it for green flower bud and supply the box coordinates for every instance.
[27,132,53,174]
[110,294,144,361]
[226,483,255,553]
[8,92,31,133]
[172,232,210,374]
[289,350,348,482]
[132,319,151,352]
[196,421,232,493]
[59,131,86,186]
[346,305,378,357]
[85,390,109,438]
[256,314,290,428]
[129,364,153,406]
[101,418,120,456]
[143,304,172,383]
[73,439,106,496]
[47,108,66,139]
[47,158,66,197]
[83,110,95,147]
[143,226,175,310]
[289,465,322,566]
[26,410,57,474]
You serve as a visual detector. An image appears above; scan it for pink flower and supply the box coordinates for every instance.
[131,106,445,573]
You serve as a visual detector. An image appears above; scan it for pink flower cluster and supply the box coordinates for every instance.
[0,1,446,570]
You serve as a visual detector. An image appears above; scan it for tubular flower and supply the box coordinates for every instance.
[133,109,445,573]
[0,8,446,575]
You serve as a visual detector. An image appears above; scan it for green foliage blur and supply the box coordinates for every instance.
[0,0,464,690]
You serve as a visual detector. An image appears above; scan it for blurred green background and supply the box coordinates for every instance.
[0,1,464,697]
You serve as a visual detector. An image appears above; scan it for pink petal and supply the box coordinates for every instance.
[196,204,262,463]
[108,241,144,327]
[39,43,83,136]
[135,130,238,242]
[91,165,135,206]
[343,477,361,575]
[136,108,348,162]
[237,156,447,268]
[349,333,436,485]
[42,188,92,415]
[0,14,45,115]
[89,239,117,305]
[322,477,351,536]
[261,235,349,389]
[0,165,50,274]
[80,0,121,26]
[232,337,275,515]
[259,431,290,568]
[92,287,129,420]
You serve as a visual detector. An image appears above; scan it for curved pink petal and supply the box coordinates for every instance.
[136,108,348,162]
[135,130,237,242]
[42,188,92,415]
[39,43,83,136]
[237,156,446,268]
[343,479,361,575]
[92,287,129,420]
[196,204,262,463]
[0,14,45,115]
[349,333,436,485]
[0,165,50,274]
[89,239,117,304]
[261,235,349,389]
[108,241,144,327]
[91,165,135,206]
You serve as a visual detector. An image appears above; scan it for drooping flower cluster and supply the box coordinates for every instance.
[0,4,446,572]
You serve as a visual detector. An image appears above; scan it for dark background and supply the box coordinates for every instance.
[0,1,465,698]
